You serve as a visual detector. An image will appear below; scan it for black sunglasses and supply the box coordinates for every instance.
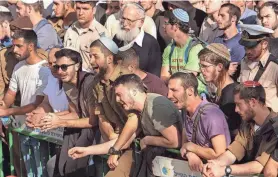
[53,63,76,72]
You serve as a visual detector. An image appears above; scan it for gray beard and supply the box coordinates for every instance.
[116,27,141,43]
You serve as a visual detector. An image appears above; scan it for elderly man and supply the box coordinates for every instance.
[113,2,162,77]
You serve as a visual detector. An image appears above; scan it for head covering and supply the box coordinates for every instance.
[21,0,39,4]
[206,43,231,61]
[99,37,119,54]
[0,6,10,12]
[10,16,33,30]
[239,24,274,48]
[172,8,189,23]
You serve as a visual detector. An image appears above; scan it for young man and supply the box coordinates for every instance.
[0,9,13,49]
[238,24,278,112]
[230,0,257,24]
[203,81,278,177]
[64,0,108,72]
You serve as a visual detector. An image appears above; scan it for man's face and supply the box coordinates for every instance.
[140,0,154,11]
[234,93,255,122]
[218,7,233,30]
[55,56,77,83]
[48,48,60,78]
[76,2,94,26]
[245,42,263,61]
[245,0,256,10]
[16,2,28,18]
[230,0,245,9]
[199,61,218,83]
[168,78,187,110]
[164,17,174,38]
[12,38,30,61]
[90,46,108,76]
[115,84,136,111]
[106,1,120,16]
[53,0,66,18]
[204,0,222,15]
[120,6,143,31]
[260,6,278,30]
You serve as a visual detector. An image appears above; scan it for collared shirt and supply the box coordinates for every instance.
[239,51,278,112]
[199,16,223,44]
[228,111,278,166]
[119,30,144,51]
[64,19,108,72]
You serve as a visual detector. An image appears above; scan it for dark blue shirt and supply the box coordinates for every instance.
[213,33,245,63]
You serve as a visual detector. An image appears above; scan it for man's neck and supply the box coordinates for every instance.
[103,64,117,82]
[186,96,203,117]
[79,20,92,29]
[224,25,238,40]
[134,69,147,80]
[25,52,42,65]
[272,28,278,38]
[29,13,43,27]
[174,33,189,48]
[253,106,271,126]
[145,6,156,18]
[136,94,147,112]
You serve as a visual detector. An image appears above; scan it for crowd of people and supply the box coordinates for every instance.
[0,0,278,177]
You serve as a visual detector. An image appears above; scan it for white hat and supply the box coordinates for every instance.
[21,0,39,4]
[0,6,10,12]
[239,24,274,36]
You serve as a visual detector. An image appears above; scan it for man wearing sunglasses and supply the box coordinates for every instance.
[238,24,278,113]
[203,81,278,177]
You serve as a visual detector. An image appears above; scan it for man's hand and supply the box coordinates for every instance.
[41,113,61,131]
[186,152,203,172]
[140,136,149,150]
[26,112,46,128]
[68,147,89,159]
[228,62,238,76]
[107,154,119,169]
[202,160,225,177]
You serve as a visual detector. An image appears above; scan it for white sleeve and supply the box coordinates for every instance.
[9,69,18,93]
[36,67,50,96]
[143,16,157,39]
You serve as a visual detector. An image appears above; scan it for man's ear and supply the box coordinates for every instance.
[28,43,35,52]
[93,6,96,15]
[75,63,80,71]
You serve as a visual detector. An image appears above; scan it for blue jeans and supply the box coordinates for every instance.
[19,134,49,177]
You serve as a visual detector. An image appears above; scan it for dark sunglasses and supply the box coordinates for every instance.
[53,63,76,72]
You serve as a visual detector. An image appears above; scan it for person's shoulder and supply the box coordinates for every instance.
[200,102,225,118]
[14,60,27,71]
[142,32,157,42]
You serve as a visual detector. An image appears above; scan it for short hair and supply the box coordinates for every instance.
[220,3,241,24]
[116,48,139,67]
[12,29,38,48]
[168,10,190,34]
[169,72,198,96]
[113,74,146,93]
[198,48,230,70]
[90,40,116,63]
[121,2,145,19]
[260,2,278,15]
[55,48,82,67]
[233,83,266,105]
[25,1,44,14]
[75,1,96,8]
[0,12,13,24]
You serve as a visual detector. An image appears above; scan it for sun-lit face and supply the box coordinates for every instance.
[244,42,264,61]
[140,0,155,11]
[53,0,66,18]
[234,93,255,122]
[199,61,218,83]
[106,1,120,16]
[115,84,136,111]
[90,46,108,76]
[48,48,60,78]
[76,2,94,26]
[204,0,222,15]
[217,7,233,30]
[260,6,278,30]
[168,78,187,110]
[120,6,143,31]
[55,56,77,83]
[16,1,28,18]
[12,38,30,61]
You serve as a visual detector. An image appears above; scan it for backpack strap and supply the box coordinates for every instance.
[192,103,218,143]
[254,54,277,82]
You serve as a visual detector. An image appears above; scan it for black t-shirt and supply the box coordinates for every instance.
[268,38,278,59]
[218,83,242,138]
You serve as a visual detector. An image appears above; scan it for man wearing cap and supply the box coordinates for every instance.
[20,0,61,51]
[238,24,278,112]
[161,8,207,95]
[64,0,108,72]
[203,82,278,177]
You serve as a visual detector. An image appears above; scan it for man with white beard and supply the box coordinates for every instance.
[113,2,162,77]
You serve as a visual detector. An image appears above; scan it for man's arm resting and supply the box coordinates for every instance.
[58,118,92,128]
[2,89,16,108]
[229,161,264,176]
[160,66,170,82]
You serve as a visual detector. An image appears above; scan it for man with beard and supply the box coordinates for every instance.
[167,72,230,172]
[64,0,108,72]
[259,2,278,58]
[0,29,50,177]
[238,24,278,113]
[203,81,278,177]
[213,3,245,81]
[113,2,162,77]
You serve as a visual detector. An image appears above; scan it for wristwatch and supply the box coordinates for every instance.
[108,147,121,155]
[225,166,232,176]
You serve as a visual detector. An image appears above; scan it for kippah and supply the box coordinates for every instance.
[99,37,119,54]
[206,43,231,61]
[172,8,189,23]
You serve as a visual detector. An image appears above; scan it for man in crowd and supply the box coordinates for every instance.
[199,0,223,44]
[64,0,107,72]
[48,0,77,41]
[118,48,168,97]
[214,3,245,80]
[0,7,13,49]
[259,2,278,58]
[21,0,61,51]
[161,9,206,95]
[230,0,257,24]
[239,24,278,112]
[167,72,230,172]
[0,30,50,177]
[113,2,162,77]
[203,81,278,177]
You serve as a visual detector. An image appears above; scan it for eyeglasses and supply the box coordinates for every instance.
[199,63,215,70]
[164,21,171,25]
[120,16,144,25]
[53,63,76,72]
[243,81,261,88]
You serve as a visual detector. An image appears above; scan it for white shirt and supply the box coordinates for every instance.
[119,30,144,51]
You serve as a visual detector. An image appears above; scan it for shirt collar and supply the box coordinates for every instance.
[246,51,270,69]
[73,18,98,33]
[132,30,144,47]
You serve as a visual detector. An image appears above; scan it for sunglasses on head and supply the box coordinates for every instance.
[53,63,76,72]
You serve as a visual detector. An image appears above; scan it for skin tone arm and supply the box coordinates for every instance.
[2,89,16,108]
[160,66,171,82]
[264,157,278,177]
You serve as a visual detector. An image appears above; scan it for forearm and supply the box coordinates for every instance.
[55,111,71,116]
[215,150,237,166]
[57,112,79,120]
[230,161,264,176]
[59,118,92,128]
[145,136,179,149]
[191,144,222,160]
[7,104,37,116]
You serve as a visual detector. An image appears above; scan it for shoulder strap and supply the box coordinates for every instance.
[192,103,218,143]
[254,54,277,82]
[168,43,175,75]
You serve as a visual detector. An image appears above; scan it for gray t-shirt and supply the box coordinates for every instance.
[141,93,183,136]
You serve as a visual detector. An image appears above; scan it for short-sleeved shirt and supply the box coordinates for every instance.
[143,72,168,97]
[184,100,231,148]
[228,111,278,167]
[141,93,183,136]
[239,51,278,112]
[199,16,223,44]
[213,33,245,63]
[64,19,108,72]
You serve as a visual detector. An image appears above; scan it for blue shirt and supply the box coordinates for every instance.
[214,33,245,62]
